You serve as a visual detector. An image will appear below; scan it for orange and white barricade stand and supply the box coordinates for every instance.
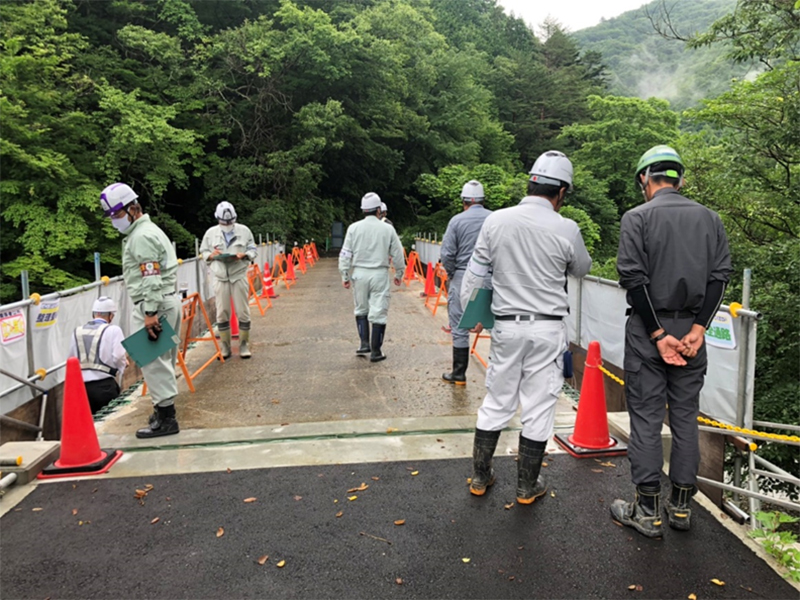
[247,263,269,315]
[424,263,448,316]
[293,247,307,274]
[261,262,278,299]
[142,292,224,395]
[304,244,315,267]
[470,331,491,369]
[311,241,319,260]
[273,253,292,290]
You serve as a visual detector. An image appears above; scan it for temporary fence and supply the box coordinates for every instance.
[0,241,285,416]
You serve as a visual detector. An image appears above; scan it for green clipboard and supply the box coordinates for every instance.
[213,253,238,263]
[121,316,181,368]
[458,287,495,330]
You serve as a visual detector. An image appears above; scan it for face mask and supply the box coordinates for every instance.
[111,214,132,234]
[220,224,234,233]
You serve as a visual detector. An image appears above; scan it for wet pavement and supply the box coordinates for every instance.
[2,456,796,600]
[97,259,498,435]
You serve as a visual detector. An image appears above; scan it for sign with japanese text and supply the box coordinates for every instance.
[705,311,736,349]
[0,310,26,345]
[32,299,60,329]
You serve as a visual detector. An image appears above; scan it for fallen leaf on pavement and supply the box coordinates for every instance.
[436,438,443,443]
[134,489,147,499]
[467,478,472,484]
[371,477,380,481]
[293,495,303,501]
[280,423,289,426]
[335,511,343,518]
[72,509,78,516]
[710,579,725,586]
[688,594,697,600]
[348,496,358,501]
[333,499,338,503]
[347,483,369,493]
[462,558,471,563]
[144,484,154,491]
[542,462,548,467]
[271,399,280,404]
[600,462,617,468]
[628,585,636,591]
[394,520,405,526]
[216,527,224,538]
[396,578,403,585]
[387,428,398,433]
[244,497,257,503]
[591,469,603,473]
[550,491,556,497]
[504,503,514,510]
[411,471,419,476]
[32,508,43,512]
[517,546,524,550]
[406,467,415,471]
[257,555,269,565]
[226,468,232,474]
[151,517,160,524]
[276,560,286,568]
[509,576,515,581]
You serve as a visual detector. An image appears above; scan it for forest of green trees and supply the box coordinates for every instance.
[1,1,798,483]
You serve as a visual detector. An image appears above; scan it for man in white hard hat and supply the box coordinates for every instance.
[379,202,394,227]
[339,192,406,362]
[460,151,592,504]
[68,296,127,413]
[440,180,492,385]
[200,202,258,359]
[100,182,181,438]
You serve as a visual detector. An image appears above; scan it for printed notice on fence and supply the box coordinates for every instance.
[32,299,60,329]
[0,310,26,345]
[705,311,736,350]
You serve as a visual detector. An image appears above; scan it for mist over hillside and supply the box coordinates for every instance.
[572,0,756,109]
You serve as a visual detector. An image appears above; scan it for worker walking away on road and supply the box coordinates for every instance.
[611,145,731,538]
[379,202,394,228]
[440,180,492,385]
[200,202,258,359]
[460,152,592,504]
[100,183,181,439]
[339,192,406,363]
[68,296,127,414]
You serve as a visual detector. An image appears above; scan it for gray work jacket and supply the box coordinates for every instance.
[461,196,592,317]
[617,188,732,313]
[440,204,492,278]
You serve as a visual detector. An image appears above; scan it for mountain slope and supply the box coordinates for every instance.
[572,0,755,109]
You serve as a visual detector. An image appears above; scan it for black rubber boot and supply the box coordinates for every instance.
[610,484,664,538]
[442,347,469,385]
[136,404,180,439]
[469,429,501,496]
[665,483,696,531]
[356,316,370,356]
[517,435,548,504]
[370,323,386,362]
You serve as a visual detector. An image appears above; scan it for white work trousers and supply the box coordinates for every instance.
[132,295,181,407]
[477,319,566,442]
[351,267,391,324]
[214,277,251,326]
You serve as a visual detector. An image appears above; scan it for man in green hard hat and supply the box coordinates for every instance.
[612,145,732,538]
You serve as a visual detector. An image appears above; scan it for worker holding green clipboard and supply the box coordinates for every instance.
[458,151,592,506]
[100,182,182,439]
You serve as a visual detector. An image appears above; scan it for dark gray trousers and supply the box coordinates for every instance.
[624,315,707,487]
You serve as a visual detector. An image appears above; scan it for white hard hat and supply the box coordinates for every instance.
[461,180,485,203]
[100,183,138,216]
[361,192,382,211]
[92,296,117,313]
[380,202,388,214]
[214,201,237,224]
[529,151,573,190]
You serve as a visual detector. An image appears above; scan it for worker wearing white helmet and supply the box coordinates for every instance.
[379,202,394,227]
[200,201,258,359]
[68,296,128,414]
[100,181,182,438]
[460,151,592,504]
[339,192,406,362]
[440,180,492,385]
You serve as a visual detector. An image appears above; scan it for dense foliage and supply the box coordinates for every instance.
[572,0,753,110]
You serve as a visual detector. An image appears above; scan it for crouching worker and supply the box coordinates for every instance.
[68,296,127,413]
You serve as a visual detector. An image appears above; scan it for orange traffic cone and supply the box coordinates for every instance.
[261,262,279,299]
[230,297,240,339]
[421,262,435,297]
[286,255,297,283]
[555,341,627,458]
[39,358,122,479]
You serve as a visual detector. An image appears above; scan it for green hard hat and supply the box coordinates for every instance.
[635,145,684,179]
